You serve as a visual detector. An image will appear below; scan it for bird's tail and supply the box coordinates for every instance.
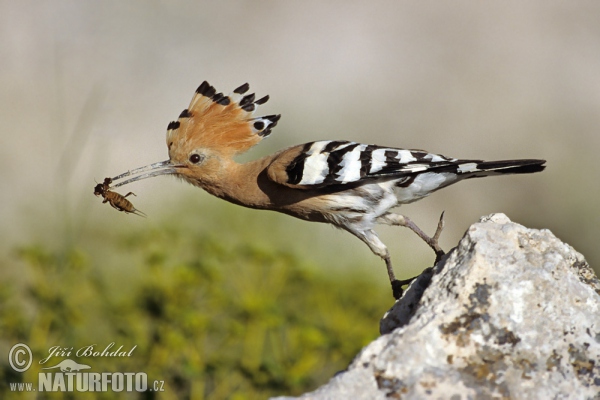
[457,159,546,178]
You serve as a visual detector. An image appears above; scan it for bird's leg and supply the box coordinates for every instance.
[349,227,435,299]
[403,212,445,264]
[387,258,418,299]
[379,212,446,264]
[384,255,407,300]
[349,229,404,299]
[385,256,403,299]
[384,254,396,282]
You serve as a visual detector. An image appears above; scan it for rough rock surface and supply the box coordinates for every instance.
[273,213,600,399]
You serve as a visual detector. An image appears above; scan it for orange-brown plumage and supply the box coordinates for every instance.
[166,81,277,158]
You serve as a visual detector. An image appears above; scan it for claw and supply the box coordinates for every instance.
[391,276,420,299]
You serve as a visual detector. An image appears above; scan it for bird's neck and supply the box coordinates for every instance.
[187,152,325,223]
[191,156,276,209]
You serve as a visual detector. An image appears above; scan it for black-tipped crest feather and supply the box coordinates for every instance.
[233,83,250,94]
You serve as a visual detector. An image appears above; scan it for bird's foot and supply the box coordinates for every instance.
[391,276,419,299]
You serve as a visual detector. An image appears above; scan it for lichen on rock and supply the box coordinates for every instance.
[273,213,600,400]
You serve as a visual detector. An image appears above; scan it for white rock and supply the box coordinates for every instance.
[273,213,600,399]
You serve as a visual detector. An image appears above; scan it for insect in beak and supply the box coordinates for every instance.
[93,177,147,217]
[109,160,186,188]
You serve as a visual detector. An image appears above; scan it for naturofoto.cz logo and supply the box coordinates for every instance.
[7,343,165,393]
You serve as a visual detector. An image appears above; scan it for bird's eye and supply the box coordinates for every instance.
[189,154,203,164]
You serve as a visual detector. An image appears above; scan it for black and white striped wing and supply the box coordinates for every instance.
[270,140,461,188]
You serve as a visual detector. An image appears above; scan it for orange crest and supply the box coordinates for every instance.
[166,81,280,157]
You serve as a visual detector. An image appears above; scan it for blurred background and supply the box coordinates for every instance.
[1,1,599,399]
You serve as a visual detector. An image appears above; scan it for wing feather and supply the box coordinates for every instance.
[267,140,461,189]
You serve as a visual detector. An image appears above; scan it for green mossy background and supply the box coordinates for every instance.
[0,198,393,399]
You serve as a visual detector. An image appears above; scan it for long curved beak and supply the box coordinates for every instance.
[109,160,185,188]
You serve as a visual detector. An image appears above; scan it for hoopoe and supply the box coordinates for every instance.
[108,81,546,299]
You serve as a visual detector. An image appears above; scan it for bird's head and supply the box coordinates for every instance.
[108,81,280,190]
